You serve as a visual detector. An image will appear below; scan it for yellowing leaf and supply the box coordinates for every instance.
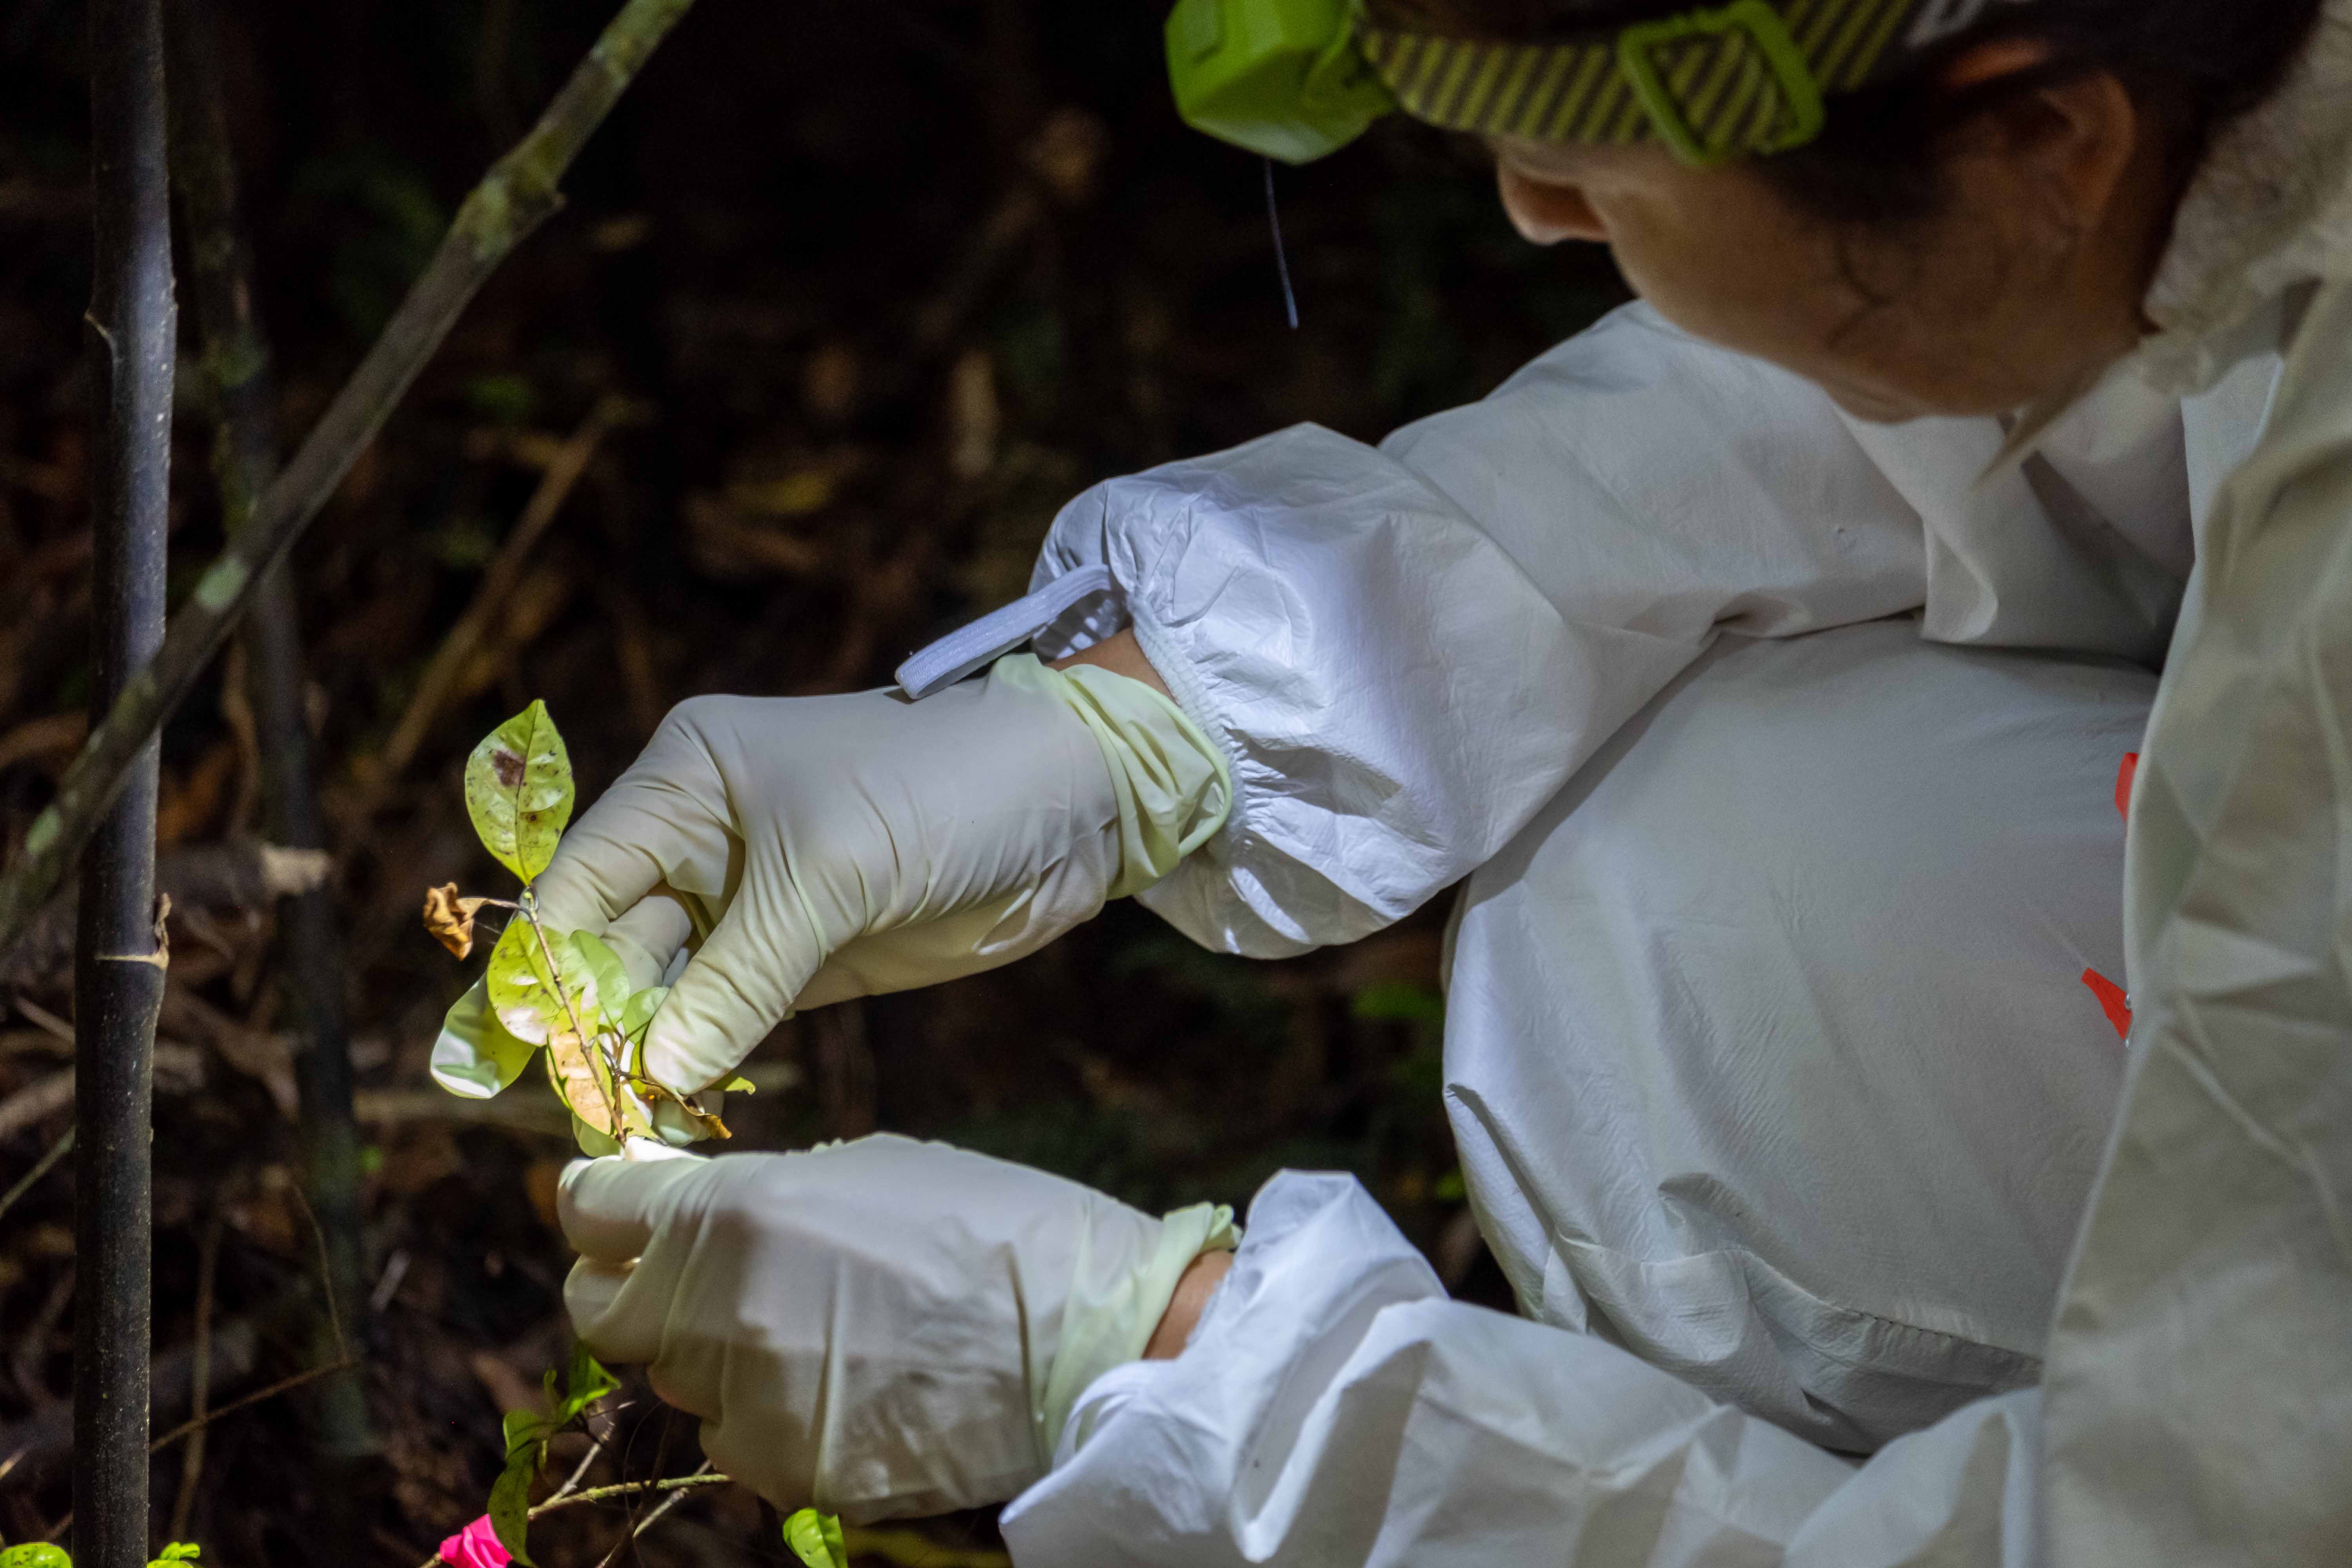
[422,882,489,958]
[466,700,574,884]
[543,1029,619,1143]
[486,917,601,1048]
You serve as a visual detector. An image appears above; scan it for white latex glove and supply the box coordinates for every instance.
[560,1135,1237,1520]
[506,655,1227,1095]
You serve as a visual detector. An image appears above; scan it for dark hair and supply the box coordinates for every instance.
[1365,0,2327,231]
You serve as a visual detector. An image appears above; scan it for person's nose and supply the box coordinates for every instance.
[1495,163,1609,244]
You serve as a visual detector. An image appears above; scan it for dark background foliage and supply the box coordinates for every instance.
[0,0,1627,1559]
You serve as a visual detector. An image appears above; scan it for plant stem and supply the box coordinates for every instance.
[168,1205,224,1540]
[75,0,173,1561]
[165,0,375,1462]
[0,0,701,951]
[592,1459,713,1568]
[145,1355,356,1454]
[521,900,621,1139]
[535,1470,730,1518]
[0,1125,73,1227]
[408,1472,733,1568]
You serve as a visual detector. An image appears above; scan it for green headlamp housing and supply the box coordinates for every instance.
[1164,0,1401,166]
[1167,0,1960,167]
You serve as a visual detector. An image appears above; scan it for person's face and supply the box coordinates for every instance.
[1488,51,2173,421]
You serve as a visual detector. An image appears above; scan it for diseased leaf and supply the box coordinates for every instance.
[782,1509,847,1568]
[543,1028,619,1139]
[465,699,574,883]
[490,916,619,1137]
[0,1546,74,1568]
[487,917,601,1049]
[423,881,489,958]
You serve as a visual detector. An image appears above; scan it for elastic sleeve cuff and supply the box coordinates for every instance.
[1035,1201,1240,1460]
[996,655,1234,899]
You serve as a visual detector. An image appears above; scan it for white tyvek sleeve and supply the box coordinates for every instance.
[1030,304,1929,956]
[1000,1172,2040,1568]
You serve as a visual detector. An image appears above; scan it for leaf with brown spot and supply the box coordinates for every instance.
[465,700,574,884]
[422,882,489,959]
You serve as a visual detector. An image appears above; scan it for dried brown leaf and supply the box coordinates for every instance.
[423,882,489,959]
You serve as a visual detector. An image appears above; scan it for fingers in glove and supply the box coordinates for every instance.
[640,890,825,1092]
[602,888,697,993]
[530,734,735,936]
[558,1153,704,1263]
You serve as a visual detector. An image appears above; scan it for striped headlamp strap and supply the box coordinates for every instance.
[1363,0,2028,165]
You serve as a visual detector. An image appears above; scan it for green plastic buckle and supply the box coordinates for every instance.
[1616,0,1824,166]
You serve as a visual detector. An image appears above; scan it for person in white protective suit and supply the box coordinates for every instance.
[432,0,2352,1559]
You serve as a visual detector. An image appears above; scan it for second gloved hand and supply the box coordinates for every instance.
[560,1135,1237,1520]
[513,654,1227,1094]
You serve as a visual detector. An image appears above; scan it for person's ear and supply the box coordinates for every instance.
[1495,162,1609,244]
[1946,40,2143,256]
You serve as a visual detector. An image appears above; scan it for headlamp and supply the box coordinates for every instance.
[1167,0,2016,166]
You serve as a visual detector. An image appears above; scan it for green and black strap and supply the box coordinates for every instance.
[1363,0,1991,163]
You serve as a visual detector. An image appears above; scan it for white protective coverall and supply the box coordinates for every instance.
[983,5,2352,1561]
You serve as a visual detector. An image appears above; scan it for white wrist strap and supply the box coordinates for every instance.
[897,564,1119,699]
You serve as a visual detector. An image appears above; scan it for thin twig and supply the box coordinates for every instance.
[549,1426,609,1503]
[169,1203,225,1539]
[285,1178,350,1363]
[0,1125,72,1228]
[519,901,622,1141]
[0,0,702,949]
[13,995,75,1045]
[533,1468,729,1519]
[144,1354,355,1454]
[593,1458,713,1568]
[377,395,633,780]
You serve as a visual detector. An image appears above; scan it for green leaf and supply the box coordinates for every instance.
[428,978,537,1099]
[554,1342,620,1426]
[487,917,601,1049]
[572,1113,623,1158]
[619,985,666,1067]
[1,1546,74,1568]
[719,1074,755,1094]
[503,1408,553,1462]
[782,1509,847,1568]
[152,1548,201,1564]
[570,931,633,1019]
[465,700,574,883]
[488,1446,539,1566]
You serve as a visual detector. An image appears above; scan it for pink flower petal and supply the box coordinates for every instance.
[438,1514,514,1568]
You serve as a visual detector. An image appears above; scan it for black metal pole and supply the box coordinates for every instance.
[166,0,374,1461]
[77,0,174,1559]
